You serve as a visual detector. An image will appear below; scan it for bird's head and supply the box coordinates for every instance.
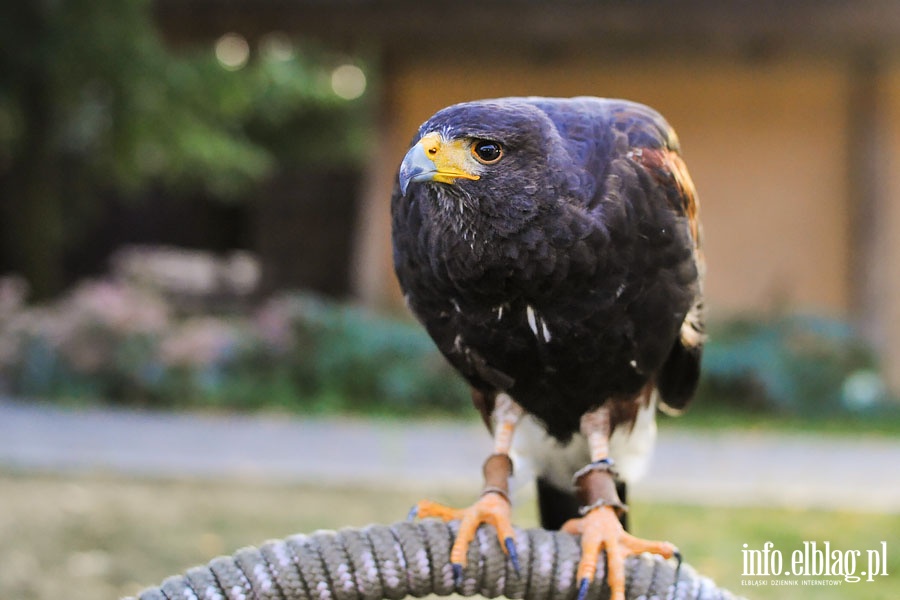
[398,131,498,195]
[398,99,572,207]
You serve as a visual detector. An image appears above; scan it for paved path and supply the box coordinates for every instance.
[1,397,898,512]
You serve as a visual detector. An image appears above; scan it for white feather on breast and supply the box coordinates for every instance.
[512,393,658,493]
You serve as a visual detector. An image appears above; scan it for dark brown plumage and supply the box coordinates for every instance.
[392,96,704,441]
[393,97,704,598]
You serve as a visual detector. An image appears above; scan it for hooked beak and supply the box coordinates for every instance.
[398,143,436,195]
[398,132,480,195]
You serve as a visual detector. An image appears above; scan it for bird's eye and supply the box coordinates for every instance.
[471,140,503,164]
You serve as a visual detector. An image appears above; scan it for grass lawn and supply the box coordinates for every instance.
[0,471,896,600]
[656,405,900,437]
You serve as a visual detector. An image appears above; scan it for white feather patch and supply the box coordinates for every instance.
[608,396,658,482]
[526,305,538,336]
[494,304,506,321]
[526,305,552,342]
[541,319,552,342]
[513,393,659,490]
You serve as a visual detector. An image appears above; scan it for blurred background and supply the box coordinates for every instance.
[0,1,898,599]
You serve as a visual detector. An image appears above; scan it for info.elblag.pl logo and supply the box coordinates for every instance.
[741,541,889,589]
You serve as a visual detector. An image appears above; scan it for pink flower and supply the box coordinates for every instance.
[159,317,238,368]
[0,275,29,320]
[67,281,169,335]
[254,297,295,352]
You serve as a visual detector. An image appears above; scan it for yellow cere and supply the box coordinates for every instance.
[418,132,481,184]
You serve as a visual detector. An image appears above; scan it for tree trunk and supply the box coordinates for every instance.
[0,5,65,299]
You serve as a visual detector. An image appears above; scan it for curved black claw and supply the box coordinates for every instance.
[504,537,521,576]
[452,562,464,587]
[406,505,419,522]
[576,577,590,600]
[672,549,683,595]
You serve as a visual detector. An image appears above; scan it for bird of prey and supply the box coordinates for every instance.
[392,96,704,600]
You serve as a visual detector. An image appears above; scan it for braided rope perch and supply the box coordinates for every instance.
[125,519,742,600]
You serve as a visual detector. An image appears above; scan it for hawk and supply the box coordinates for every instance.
[392,96,704,600]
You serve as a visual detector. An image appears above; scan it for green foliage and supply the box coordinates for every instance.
[265,295,466,414]
[0,0,364,195]
[0,282,467,416]
[2,271,895,425]
[0,0,368,296]
[697,314,892,417]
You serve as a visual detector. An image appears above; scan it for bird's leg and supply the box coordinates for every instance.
[410,393,523,580]
[561,407,679,600]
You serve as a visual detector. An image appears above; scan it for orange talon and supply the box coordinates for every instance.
[411,491,517,572]
[562,505,677,600]
[412,499,466,522]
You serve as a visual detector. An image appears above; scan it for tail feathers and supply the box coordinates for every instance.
[659,295,705,414]
[657,337,702,414]
[536,477,629,531]
[536,477,580,531]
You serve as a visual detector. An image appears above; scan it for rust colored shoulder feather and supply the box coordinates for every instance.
[631,146,702,249]
[631,145,705,412]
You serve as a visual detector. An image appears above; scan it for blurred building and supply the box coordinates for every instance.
[157,0,900,389]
